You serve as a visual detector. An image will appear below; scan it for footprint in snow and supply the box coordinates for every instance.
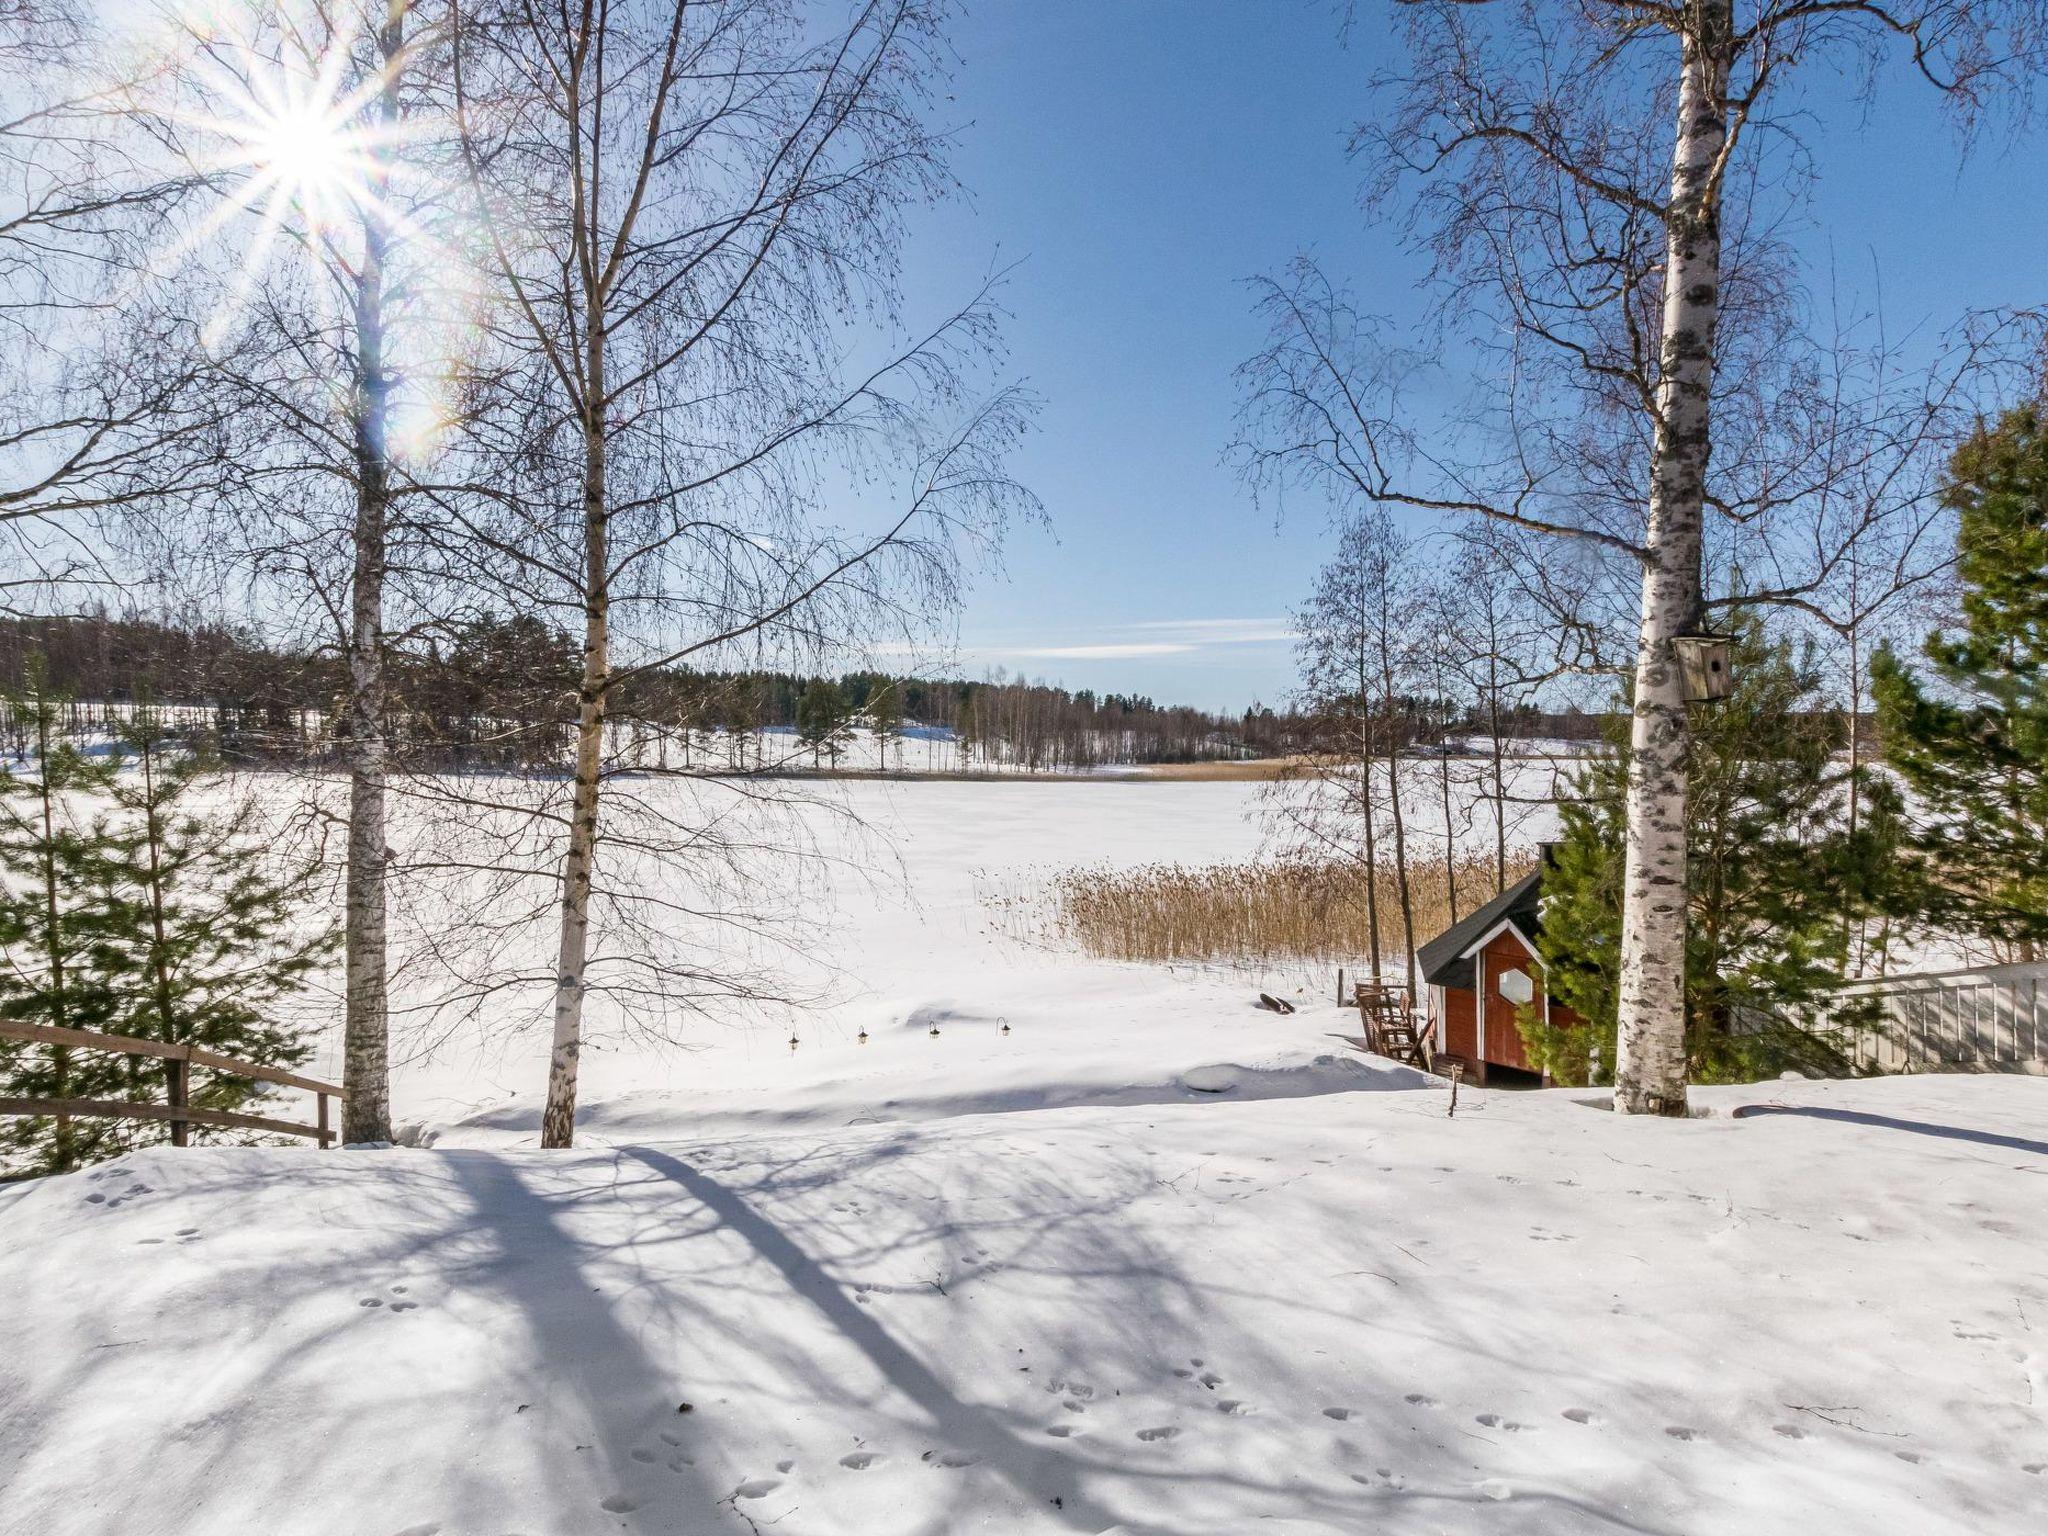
[359,1298,384,1309]
[629,1449,657,1464]
[1475,1414,1532,1432]
[732,1478,782,1499]
[1772,1424,1807,1439]
[1403,1393,1437,1409]
[776,1460,795,1473]
[598,1494,639,1513]
[1215,1400,1254,1416]
[1561,1409,1599,1426]
[389,1302,418,1313]
[1476,1480,1514,1502]
[1135,1426,1180,1442]
[2021,1463,2044,1475]
[1322,1407,1354,1421]
[1197,1372,1224,1389]
[840,1451,884,1469]
[1664,1426,1701,1442]
[1046,1425,1084,1438]
[390,1525,441,1536]
[1895,1450,1926,1465]
[928,1450,979,1468]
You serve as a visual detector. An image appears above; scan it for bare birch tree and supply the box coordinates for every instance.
[448,0,1028,1146]
[140,0,473,1143]
[1245,1,2048,1114]
[1281,509,1424,999]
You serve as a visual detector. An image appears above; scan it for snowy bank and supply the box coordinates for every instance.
[3,1053,2044,1536]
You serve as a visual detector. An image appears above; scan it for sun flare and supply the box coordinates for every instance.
[201,49,382,238]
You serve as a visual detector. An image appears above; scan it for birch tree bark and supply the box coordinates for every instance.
[1612,5,1731,1117]
[342,0,408,1146]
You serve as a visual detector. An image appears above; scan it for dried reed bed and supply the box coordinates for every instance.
[992,853,1540,969]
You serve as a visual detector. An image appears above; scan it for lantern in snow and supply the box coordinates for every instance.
[1675,631,1733,703]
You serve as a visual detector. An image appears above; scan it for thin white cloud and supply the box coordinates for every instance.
[1123,618,1296,645]
[1009,642,1197,659]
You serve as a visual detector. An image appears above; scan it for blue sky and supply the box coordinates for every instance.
[892,2,2048,713]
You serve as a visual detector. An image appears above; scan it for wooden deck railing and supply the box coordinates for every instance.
[0,1020,343,1148]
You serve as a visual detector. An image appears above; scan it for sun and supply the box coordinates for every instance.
[200,47,383,240]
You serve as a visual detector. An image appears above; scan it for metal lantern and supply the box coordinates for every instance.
[1675,631,1733,703]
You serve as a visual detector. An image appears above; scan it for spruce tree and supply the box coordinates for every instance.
[91,710,334,1145]
[1871,402,2048,958]
[1533,614,1883,1084]
[0,676,126,1174]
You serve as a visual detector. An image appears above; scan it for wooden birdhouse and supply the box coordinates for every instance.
[1675,631,1733,703]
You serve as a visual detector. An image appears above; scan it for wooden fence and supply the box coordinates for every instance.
[1817,959,2048,1075]
[0,1020,343,1147]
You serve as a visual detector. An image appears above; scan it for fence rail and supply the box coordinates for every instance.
[0,1020,342,1147]
[1820,959,2048,1075]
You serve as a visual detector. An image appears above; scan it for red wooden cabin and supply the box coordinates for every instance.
[1416,859,1578,1084]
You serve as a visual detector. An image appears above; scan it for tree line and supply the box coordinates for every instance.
[0,612,1293,770]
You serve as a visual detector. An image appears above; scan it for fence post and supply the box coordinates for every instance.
[1337,967,1345,1007]
[318,1093,331,1150]
[166,1054,188,1149]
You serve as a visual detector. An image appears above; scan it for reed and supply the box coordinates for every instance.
[989,853,1538,969]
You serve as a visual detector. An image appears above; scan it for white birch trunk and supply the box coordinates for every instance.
[541,325,610,1150]
[341,1,405,1146]
[1612,7,1730,1116]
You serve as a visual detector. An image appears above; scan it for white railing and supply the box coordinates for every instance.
[1821,960,2048,1074]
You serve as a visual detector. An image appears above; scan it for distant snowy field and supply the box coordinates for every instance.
[6,774,2043,1536]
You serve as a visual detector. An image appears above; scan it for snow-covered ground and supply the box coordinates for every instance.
[4,776,2042,1535]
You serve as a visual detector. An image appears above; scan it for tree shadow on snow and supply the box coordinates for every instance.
[622,1143,1150,1535]
[1731,1104,2048,1159]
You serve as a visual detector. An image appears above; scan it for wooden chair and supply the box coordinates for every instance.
[1354,981,1430,1069]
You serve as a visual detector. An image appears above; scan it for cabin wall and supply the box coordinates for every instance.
[1434,927,1581,1078]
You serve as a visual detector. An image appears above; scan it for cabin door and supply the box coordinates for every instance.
[1480,949,1536,1072]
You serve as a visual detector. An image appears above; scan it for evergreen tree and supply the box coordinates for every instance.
[1872,402,2048,959]
[0,675,126,1174]
[869,680,905,770]
[1532,614,1884,1085]
[796,679,850,767]
[91,710,334,1146]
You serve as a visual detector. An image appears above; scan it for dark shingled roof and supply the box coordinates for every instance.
[1416,867,1544,992]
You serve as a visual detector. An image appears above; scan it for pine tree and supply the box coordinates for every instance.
[796,679,850,767]
[869,681,905,771]
[1533,614,1882,1085]
[91,711,334,1145]
[0,675,126,1174]
[1872,402,2048,959]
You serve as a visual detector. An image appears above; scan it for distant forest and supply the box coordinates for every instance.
[0,612,1325,770]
